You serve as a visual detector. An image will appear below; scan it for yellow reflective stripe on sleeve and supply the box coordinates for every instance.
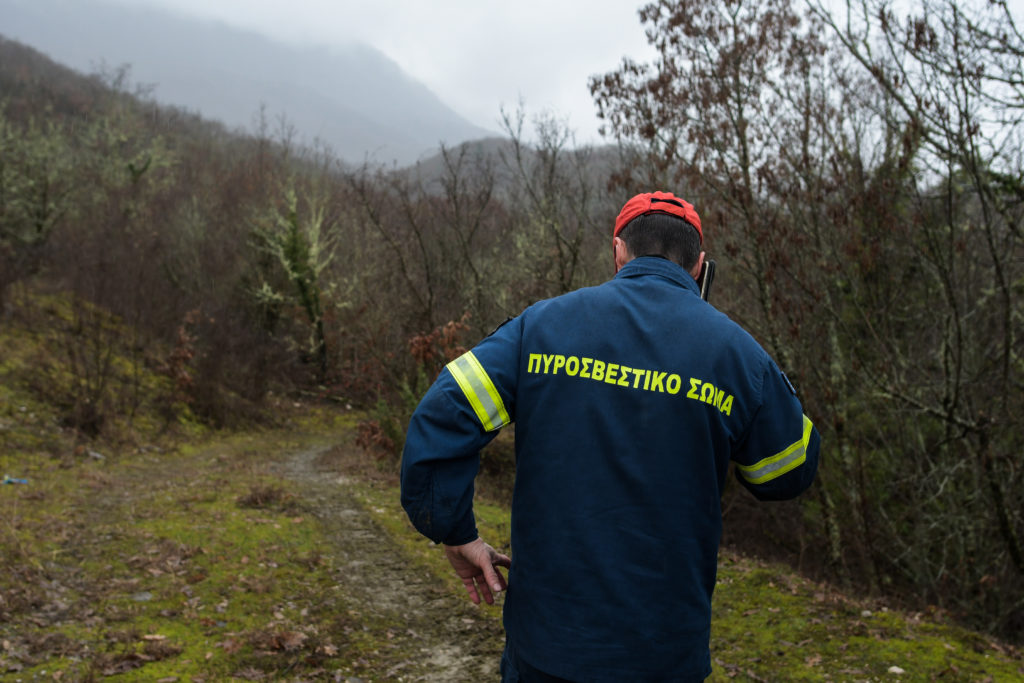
[446,351,510,432]
[738,414,813,485]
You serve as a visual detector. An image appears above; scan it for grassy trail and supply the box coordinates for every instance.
[276,441,504,681]
[0,423,502,681]
[2,418,1022,681]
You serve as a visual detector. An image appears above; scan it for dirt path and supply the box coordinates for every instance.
[278,443,504,682]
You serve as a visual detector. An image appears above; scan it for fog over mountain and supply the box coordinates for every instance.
[0,0,496,166]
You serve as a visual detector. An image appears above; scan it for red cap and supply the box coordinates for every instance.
[613,191,702,243]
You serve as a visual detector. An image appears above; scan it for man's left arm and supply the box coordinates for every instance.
[732,359,820,501]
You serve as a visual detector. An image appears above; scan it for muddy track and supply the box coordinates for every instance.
[278,444,503,682]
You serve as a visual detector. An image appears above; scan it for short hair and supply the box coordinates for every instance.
[618,212,701,270]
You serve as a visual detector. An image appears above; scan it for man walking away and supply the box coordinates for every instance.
[401,191,820,681]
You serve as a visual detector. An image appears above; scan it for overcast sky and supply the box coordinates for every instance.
[108,0,658,145]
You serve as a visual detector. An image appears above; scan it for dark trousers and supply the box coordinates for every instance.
[500,642,575,682]
[499,642,710,682]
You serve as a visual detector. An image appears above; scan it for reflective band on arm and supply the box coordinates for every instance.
[446,351,511,432]
[738,414,813,485]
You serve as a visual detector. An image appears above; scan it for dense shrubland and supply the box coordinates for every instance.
[0,39,619,430]
[1,0,1022,642]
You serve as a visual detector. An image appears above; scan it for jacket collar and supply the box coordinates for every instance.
[614,256,700,295]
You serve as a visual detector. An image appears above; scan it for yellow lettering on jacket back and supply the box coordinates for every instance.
[524,351,736,415]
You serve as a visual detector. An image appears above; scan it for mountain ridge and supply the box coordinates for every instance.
[0,0,496,165]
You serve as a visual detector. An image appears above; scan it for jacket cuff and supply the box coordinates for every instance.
[443,511,478,546]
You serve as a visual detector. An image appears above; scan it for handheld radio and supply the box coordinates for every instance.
[698,259,716,301]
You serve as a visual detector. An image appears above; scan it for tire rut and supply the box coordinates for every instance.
[278,443,503,682]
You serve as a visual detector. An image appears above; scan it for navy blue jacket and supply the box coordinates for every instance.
[401,257,820,681]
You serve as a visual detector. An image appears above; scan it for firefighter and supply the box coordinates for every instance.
[401,191,820,682]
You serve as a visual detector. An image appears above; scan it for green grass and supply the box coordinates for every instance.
[354,479,1023,682]
[0,434,361,680]
[4,430,1023,681]
[710,555,1022,681]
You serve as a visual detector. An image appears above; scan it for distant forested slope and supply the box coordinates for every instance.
[0,0,494,165]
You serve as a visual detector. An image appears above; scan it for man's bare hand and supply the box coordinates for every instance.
[444,538,511,605]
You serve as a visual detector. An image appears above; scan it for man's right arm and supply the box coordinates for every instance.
[400,378,492,545]
[400,315,523,544]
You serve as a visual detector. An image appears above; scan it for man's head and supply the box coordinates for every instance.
[612,191,704,277]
